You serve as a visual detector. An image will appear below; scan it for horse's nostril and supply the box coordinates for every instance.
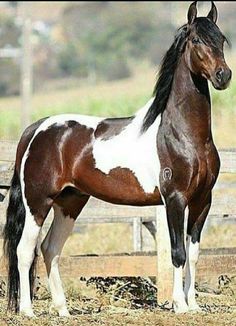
[216,69,223,81]
[228,69,232,81]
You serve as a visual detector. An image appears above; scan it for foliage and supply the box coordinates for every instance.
[0,14,21,95]
[0,59,20,96]
[0,13,20,48]
[59,2,174,81]
[83,277,157,309]
[58,42,85,77]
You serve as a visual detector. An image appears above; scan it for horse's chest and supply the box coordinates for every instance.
[157,137,220,198]
[198,146,220,188]
[189,145,220,197]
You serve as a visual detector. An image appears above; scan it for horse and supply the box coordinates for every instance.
[3,1,231,316]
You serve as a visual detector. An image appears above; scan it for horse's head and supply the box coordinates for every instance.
[184,1,232,90]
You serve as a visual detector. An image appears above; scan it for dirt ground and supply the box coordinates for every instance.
[0,276,235,326]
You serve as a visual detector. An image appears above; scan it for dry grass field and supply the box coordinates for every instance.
[0,275,235,326]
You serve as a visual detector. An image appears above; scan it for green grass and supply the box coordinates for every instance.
[0,93,150,139]
[0,67,235,147]
[0,70,154,139]
[211,82,236,115]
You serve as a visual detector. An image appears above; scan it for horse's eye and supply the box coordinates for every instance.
[192,37,201,44]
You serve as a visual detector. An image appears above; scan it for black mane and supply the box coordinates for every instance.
[141,17,227,133]
[141,26,188,132]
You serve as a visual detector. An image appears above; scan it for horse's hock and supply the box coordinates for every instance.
[0,141,236,304]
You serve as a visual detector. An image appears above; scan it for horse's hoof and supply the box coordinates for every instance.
[49,304,70,317]
[20,308,35,318]
[174,306,189,314]
[188,303,202,312]
[173,301,189,314]
[58,307,71,317]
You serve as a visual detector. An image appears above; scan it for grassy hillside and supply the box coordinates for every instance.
[0,66,235,147]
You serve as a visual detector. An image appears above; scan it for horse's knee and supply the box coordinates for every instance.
[171,246,186,268]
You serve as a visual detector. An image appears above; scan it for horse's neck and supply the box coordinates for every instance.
[163,56,212,143]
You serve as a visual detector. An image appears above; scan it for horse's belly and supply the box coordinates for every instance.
[75,163,162,206]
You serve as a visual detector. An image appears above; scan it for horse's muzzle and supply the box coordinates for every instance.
[212,67,232,90]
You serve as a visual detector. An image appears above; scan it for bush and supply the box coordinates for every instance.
[100,56,131,81]
[59,2,172,82]
[0,59,20,96]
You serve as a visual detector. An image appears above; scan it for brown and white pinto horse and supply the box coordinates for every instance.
[3,1,231,316]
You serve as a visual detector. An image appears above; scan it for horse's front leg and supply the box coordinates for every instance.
[184,194,212,311]
[165,192,188,313]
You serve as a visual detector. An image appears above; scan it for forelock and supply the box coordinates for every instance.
[194,17,226,48]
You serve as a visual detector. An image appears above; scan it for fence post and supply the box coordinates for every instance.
[133,217,142,252]
[21,4,33,131]
[156,205,173,305]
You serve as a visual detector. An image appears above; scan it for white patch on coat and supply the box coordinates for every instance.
[92,98,161,193]
[184,235,200,310]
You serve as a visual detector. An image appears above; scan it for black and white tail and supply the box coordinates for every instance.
[3,169,37,312]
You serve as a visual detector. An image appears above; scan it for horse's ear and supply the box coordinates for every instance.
[207,1,218,23]
[187,1,197,25]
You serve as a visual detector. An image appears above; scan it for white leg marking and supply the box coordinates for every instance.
[184,236,201,311]
[172,206,189,313]
[184,207,189,247]
[17,211,40,317]
[173,266,189,313]
[41,205,74,317]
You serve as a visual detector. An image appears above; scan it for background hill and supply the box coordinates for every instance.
[0,1,234,145]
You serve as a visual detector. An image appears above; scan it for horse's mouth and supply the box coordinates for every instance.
[211,78,231,90]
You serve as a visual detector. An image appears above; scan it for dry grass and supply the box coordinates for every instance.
[61,222,236,257]
[0,275,235,326]
[213,114,236,148]
[62,224,133,256]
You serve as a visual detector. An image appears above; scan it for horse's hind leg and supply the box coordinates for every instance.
[17,213,41,316]
[184,193,211,311]
[41,193,89,317]
[17,203,51,317]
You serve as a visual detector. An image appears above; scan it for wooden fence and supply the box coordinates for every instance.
[0,141,236,304]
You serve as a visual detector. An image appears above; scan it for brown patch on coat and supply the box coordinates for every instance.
[95,117,134,140]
